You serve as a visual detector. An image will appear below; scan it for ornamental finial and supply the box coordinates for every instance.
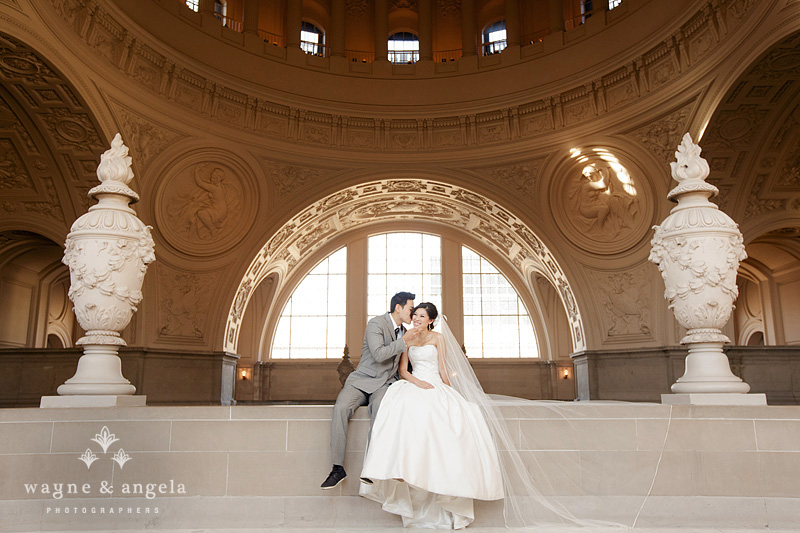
[97,133,134,185]
[670,133,710,184]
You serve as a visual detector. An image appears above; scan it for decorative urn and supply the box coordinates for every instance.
[58,134,155,396]
[649,133,749,394]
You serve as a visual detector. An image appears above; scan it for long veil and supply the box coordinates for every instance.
[437,317,627,529]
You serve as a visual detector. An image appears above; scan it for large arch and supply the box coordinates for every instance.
[224,178,585,356]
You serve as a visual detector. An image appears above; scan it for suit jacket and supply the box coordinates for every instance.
[345,312,406,394]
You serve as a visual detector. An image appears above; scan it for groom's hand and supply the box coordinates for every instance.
[403,326,423,341]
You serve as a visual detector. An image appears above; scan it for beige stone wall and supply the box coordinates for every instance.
[2,404,800,529]
[0,0,799,403]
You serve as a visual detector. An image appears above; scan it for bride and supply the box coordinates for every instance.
[359,302,503,529]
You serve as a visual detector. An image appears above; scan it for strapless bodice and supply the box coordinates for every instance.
[408,344,442,384]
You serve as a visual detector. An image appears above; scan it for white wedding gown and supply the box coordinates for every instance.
[359,344,504,529]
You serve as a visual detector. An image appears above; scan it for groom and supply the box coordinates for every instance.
[321,291,421,489]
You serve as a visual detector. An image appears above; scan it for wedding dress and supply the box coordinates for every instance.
[359,343,503,529]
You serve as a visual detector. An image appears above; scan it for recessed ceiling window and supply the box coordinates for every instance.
[388,32,419,64]
[301,21,326,56]
[482,21,507,56]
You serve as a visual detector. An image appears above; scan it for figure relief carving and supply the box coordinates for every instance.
[0,139,33,189]
[592,268,651,338]
[117,108,183,169]
[157,154,257,256]
[158,267,218,339]
[627,103,692,162]
[567,162,639,240]
[168,164,241,241]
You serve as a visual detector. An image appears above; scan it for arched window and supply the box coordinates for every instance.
[268,234,539,359]
[388,32,419,64]
[367,233,441,317]
[301,21,326,56]
[272,247,346,358]
[462,247,538,358]
[482,21,507,56]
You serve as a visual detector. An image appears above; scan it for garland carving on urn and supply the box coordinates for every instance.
[649,133,751,396]
[56,133,155,397]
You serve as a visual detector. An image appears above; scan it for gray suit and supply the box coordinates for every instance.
[330,312,406,466]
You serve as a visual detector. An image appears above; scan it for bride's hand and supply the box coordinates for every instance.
[416,380,434,390]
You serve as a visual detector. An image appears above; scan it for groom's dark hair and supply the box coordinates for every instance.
[389,291,416,313]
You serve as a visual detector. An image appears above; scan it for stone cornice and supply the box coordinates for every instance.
[35,0,769,154]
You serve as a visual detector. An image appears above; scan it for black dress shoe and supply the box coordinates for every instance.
[360,477,373,485]
[321,465,346,489]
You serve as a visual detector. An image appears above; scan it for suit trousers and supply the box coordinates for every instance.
[330,381,391,467]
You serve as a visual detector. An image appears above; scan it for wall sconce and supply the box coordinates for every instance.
[239,368,252,381]
[561,367,572,380]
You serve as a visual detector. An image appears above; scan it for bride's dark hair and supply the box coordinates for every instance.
[413,302,438,330]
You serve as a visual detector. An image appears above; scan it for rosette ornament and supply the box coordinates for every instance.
[649,133,749,394]
[58,134,155,396]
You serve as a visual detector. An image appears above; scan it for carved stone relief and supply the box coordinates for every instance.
[114,106,185,170]
[156,153,258,256]
[472,158,545,200]
[626,102,694,163]
[157,264,219,340]
[590,265,652,340]
[437,0,461,16]
[22,175,64,223]
[346,0,369,17]
[0,138,33,189]
[261,158,337,196]
[552,149,649,254]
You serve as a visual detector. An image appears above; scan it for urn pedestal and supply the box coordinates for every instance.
[649,134,765,406]
[41,134,154,408]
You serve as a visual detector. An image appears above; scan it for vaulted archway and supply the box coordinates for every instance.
[224,178,585,360]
